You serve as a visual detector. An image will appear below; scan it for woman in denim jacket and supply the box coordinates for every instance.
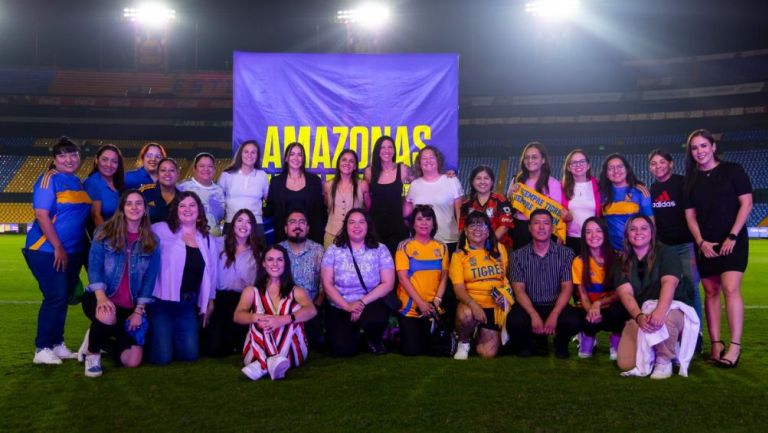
[79,190,160,377]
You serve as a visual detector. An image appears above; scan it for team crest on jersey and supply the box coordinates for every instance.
[434,249,441,257]
[411,249,419,257]
[469,257,477,266]
[486,208,494,218]
[502,206,511,214]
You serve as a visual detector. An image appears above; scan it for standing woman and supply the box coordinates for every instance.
[235,245,317,381]
[395,205,449,356]
[598,154,653,251]
[684,129,752,368]
[218,140,269,241]
[83,144,125,229]
[571,217,624,359]
[323,149,371,248]
[141,158,180,224]
[561,149,601,255]
[365,136,410,255]
[266,142,326,245]
[23,137,91,364]
[148,191,218,364]
[321,209,395,357]
[648,150,703,338]
[450,211,512,360]
[507,142,562,250]
[178,152,226,236]
[81,190,160,377]
[459,165,514,250]
[125,142,167,190]
[203,209,260,357]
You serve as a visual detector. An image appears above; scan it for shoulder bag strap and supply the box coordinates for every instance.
[347,244,369,293]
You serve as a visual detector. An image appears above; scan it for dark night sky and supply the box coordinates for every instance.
[1,0,766,93]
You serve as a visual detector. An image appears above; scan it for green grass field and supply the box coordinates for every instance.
[1,234,766,432]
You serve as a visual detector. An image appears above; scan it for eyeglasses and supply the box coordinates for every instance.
[607,165,626,172]
[467,223,489,232]
[569,159,588,167]
[144,153,163,160]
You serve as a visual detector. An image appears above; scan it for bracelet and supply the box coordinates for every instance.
[634,313,645,322]
[360,299,367,307]
[134,306,146,316]
[698,239,705,248]
[290,313,296,324]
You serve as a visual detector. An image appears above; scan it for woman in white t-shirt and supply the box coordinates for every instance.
[404,146,463,253]
[218,140,269,244]
[561,149,601,255]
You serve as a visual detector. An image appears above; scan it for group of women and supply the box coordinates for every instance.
[23,128,752,381]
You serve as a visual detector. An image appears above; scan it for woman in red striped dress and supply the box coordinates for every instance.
[234,244,317,381]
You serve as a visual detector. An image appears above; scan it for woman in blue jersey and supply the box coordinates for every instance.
[125,142,167,190]
[22,137,92,365]
[598,154,654,251]
[83,144,124,229]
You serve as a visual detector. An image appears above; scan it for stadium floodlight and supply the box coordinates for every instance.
[123,3,177,28]
[336,3,391,30]
[525,0,581,21]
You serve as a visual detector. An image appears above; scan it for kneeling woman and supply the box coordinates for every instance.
[451,211,513,360]
[321,208,396,356]
[235,245,316,380]
[82,190,160,376]
[615,215,699,379]
[148,191,218,364]
[395,205,449,356]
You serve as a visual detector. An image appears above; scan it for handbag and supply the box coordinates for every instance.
[347,244,401,311]
[429,312,457,357]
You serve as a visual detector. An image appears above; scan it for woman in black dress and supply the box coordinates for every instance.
[364,136,410,256]
[684,129,753,368]
[266,142,326,245]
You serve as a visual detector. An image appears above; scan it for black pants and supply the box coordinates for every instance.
[81,291,137,358]
[581,302,628,336]
[442,242,458,329]
[325,299,388,357]
[506,303,582,355]
[304,303,325,350]
[397,315,432,356]
[202,290,249,357]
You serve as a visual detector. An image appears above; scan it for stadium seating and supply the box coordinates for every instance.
[0,155,26,191]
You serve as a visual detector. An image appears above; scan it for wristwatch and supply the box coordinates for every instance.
[727,233,737,241]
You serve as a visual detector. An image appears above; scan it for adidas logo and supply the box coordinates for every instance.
[653,190,676,208]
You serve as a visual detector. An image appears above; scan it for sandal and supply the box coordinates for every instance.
[707,340,725,363]
[717,342,741,369]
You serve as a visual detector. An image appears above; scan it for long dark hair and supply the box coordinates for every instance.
[620,214,657,280]
[224,140,260,173]
[280,142,307,176]
[466,165,496,203]
[221,208,261,268]
[598,154,644,212]
[371,135,397,183]
[578,216,614,292]
[408,204,438,238]
[515,141,552,194]
[167,190,209,238]
[683,129,720,196]
[333,208,379,249]
[94,189,156,253]
[562,149,592,200]
[89,144,125,192]
[48,136,79,170]
[254,244,295,299]
[458,211,500,259]
[329,149,360,213]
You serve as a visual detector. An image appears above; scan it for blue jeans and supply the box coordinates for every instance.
[147,298,200,364]
[22,249,84,349]
[672,242,703,322]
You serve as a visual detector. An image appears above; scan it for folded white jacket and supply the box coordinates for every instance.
[621,300,700,378]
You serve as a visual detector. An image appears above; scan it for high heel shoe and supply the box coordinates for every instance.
[717,342,741,368]
[707,340,725,363]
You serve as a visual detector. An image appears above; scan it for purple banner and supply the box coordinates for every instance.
[233,52,458,176]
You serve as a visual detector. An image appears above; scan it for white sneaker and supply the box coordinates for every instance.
[453,342,470,360]
[241,361,267,381]
[267,355,290,380]
[609,346,618,361]
[578,335,596,358]
[84,354,103,378]
[33,348,62,365]
[77,329,90,362]
[53,343,78,360]
[650,362,673,380]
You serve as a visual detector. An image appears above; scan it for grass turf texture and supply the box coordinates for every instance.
[1,234,766,432]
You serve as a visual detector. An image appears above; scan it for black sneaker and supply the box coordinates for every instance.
[367,340,388,355]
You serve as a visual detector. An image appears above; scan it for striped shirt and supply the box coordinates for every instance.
[510,241,574,306]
